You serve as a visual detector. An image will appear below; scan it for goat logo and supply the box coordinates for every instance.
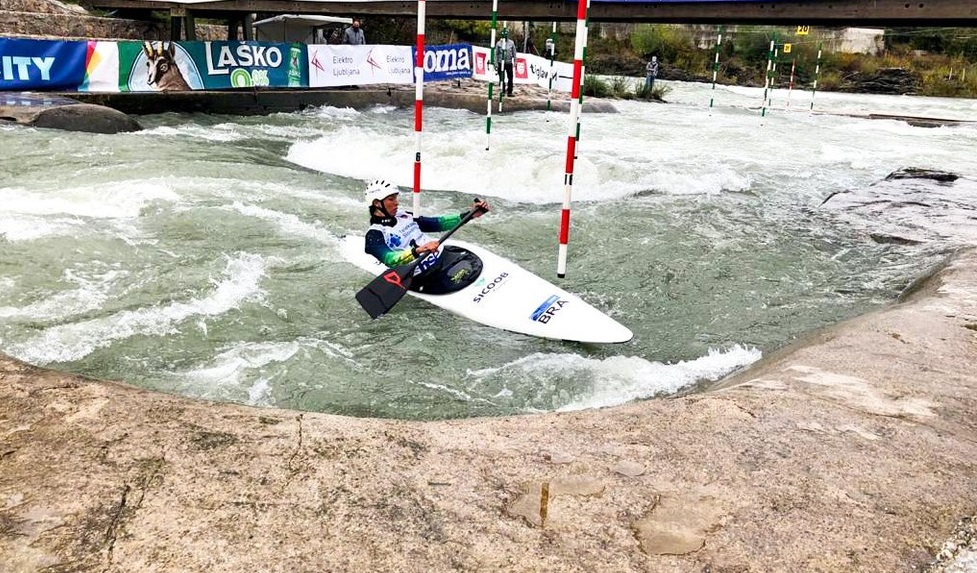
[143,41,191,91]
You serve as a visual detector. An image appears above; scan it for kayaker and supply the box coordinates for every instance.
[363,179,489,293]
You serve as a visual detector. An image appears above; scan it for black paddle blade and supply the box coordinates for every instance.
[355,266,415,319]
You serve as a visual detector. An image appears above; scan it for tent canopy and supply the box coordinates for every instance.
[253,14,353,43]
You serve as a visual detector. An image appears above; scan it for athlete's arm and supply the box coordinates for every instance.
[365,229,415,267]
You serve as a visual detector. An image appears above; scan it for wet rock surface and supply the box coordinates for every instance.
[0,97,142,133]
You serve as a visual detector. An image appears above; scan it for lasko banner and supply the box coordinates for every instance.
[307,44,413,87]
[0,38,87,90]
[471,46,574,92]
[120,41,201,91]
[416,43,472,82]
[117,40,304,91]
[197,41,304,89]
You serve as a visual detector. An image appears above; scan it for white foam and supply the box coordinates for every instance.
[138,124,247,142]
[0,214,80,242]
[225,202,340,246]
[177,341,299,404]
[467,344,761,412]
[7,253,270,365]
[0,182,180,220]
[0,268,126,322]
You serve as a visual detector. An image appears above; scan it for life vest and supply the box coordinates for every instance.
[368,211,443,273]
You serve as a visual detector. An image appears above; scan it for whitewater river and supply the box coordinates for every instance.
[2,80,976,420]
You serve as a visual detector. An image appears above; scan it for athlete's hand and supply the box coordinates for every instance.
[415,240,440,255]
[472,199,490,217]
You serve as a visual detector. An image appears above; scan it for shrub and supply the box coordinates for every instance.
[583,75,611,98]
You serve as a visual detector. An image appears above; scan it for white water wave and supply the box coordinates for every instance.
[466,344,762,412]
[0,181,180,219]
[165,336,358,406]
[0,268,128,322]
[7,253,270,365]
[225,202,342,246]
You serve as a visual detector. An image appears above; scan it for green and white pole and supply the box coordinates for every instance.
[810,42,822,113]
[485,0,499,150]
[546,21,557,114]
[785,57,796,110]
[760,34,775,121]
[767,44,779,110]
[708,25,724,112]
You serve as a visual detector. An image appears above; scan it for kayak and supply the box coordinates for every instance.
[341,237,634,344]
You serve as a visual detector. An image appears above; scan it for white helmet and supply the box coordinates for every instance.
[364,179,398,205]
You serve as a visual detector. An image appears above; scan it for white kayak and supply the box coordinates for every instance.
[341,237,633,344]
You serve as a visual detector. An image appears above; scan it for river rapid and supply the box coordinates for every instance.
[2,80,976,419]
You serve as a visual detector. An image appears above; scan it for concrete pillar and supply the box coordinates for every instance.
[243,13,254,41]
[227,18,240,41]
[170,6,185,40]
[185,12,196,40]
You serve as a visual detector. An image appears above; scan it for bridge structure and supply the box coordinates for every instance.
[79,0,977,41]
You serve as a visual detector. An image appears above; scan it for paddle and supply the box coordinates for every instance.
[355,202,486,319]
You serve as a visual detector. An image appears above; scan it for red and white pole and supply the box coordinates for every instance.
[557,0,590,278]
[412,0,426,215]
[574,0,590,161]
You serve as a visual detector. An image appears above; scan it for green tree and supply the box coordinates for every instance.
[630,24,690,62]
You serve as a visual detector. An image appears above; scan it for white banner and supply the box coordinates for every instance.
[307,44,414,87]
[470,45,574,92]
[79,41,120,93]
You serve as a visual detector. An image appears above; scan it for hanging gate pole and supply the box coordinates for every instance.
[557,0,590,279]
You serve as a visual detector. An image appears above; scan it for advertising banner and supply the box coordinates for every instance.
[416,43,471,82]
[117,41,304,91]
[0,37,578,93]
[119,41,204,91]
[471,46,574,92]
[524,53,575,92]
[80,41,120,92]
[307,44,413,87]
[196,41,303,89]
[0,38,87,91]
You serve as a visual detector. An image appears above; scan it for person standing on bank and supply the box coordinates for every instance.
[344,19,366,45]
[645,55,659,91]
[495,29,517,96]
[364,179,490,293]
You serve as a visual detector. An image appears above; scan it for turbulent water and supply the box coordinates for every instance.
[2,80,976,420]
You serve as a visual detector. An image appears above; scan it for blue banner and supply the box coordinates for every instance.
[197,41,303,89]
[417,43,472,82]
[0,39,87,90]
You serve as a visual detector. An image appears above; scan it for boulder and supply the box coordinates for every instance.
[0,95,142,133]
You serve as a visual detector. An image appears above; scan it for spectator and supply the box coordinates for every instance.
[495,29,517,97]
[645,55,659,91]
[344,19,366,45]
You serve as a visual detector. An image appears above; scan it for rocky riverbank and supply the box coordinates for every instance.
[2,246,976,572]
